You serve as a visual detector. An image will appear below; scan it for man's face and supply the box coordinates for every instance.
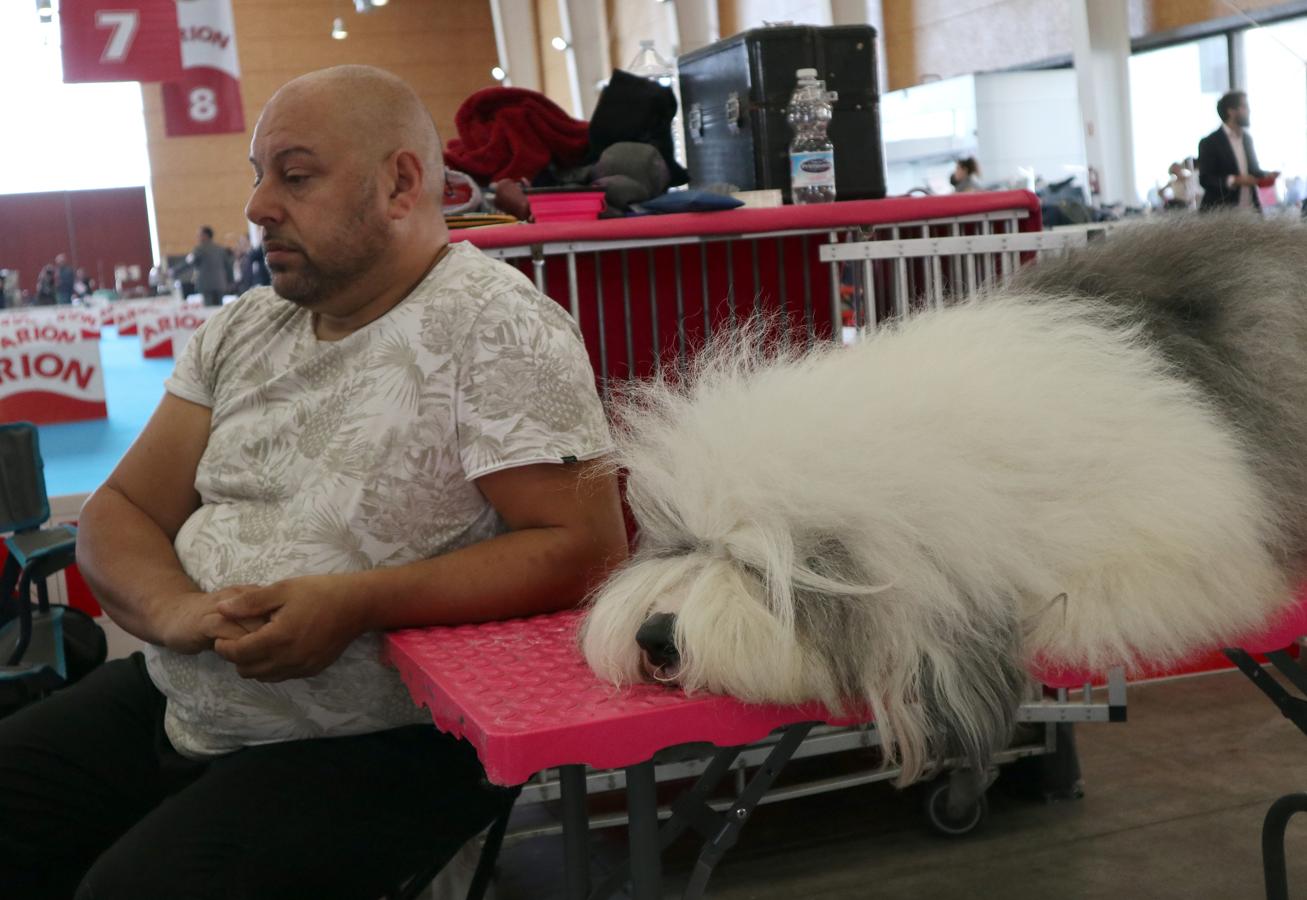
[245,95,391,307]
[1235,100,1251,129]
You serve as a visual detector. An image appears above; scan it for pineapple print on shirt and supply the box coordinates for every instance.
[148,241,612,758]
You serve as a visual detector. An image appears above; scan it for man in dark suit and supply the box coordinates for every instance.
[1198,90,1278,211]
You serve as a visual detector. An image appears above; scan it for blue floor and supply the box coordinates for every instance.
[37,329,172,498]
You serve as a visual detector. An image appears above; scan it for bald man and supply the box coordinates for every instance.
[0,66,627,899]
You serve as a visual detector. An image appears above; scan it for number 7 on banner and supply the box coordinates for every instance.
[96,10,140,63]
[60,0,183,84]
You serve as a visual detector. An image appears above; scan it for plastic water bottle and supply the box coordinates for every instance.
[787,68,837,204]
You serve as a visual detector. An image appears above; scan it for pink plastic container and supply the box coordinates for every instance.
[530,191,606,223]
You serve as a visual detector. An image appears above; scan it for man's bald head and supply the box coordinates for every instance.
[261,65,442,174]
[245,65,449,319]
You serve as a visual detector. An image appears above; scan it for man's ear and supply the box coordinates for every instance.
[386,149,424,219]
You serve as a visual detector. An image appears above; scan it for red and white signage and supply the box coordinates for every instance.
[113,298,164,336]
[140,304,216,358]
[161,0,245,136]
[60,0,184,84]
[0,311,108,424]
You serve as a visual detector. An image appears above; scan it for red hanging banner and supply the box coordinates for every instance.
[160,0,245,136]
[60,0,184,84]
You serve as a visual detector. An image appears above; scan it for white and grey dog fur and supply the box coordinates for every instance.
[581,215,1307,784]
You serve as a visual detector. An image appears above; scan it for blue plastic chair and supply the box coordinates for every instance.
[0,422,81,696]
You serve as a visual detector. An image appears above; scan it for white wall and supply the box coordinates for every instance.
[974,69,1087,190]
[732,0,832,28]
[881,69,1086,196]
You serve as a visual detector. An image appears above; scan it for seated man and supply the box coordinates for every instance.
[0,65,627,900]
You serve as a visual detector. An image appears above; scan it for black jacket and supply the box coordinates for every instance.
[1198,126,1265,210]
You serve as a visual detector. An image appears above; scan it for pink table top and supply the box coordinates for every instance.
[449,191,1043,251]
[384,608,848,786]
[385,594,1307,786]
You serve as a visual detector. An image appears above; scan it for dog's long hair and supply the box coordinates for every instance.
[581,215,1307,784]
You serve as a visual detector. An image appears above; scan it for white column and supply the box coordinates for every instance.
[489,0,542,91]
[558,0,610,118]
[1070,0,1137,206]
[673,0,719,55]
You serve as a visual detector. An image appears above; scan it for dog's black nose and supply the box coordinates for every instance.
[636,613,679,667]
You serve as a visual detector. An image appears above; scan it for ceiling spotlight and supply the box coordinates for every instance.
[36,0,53,21]
[331,16,348,39]
[491,66,507,82]
[373,0,388,5]
[551,36,569,51]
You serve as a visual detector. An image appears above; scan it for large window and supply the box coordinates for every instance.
[1129,36,1228,205]
[0,2,151,196]
[1244,18,1307,207]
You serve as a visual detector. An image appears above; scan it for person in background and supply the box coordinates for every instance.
[950,157,981,193]
[1198,91,1278,211]
[232,234,251,294]
[1164,160,1199,211]
[73,267,92,301]
[54,253,75,305]
[34,265,57,306]
[232,235,272,293]
[188,226,230,306]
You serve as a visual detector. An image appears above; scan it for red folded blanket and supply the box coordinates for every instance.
[444,87,590,183]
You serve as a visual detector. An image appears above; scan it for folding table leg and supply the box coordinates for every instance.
[1224,648,1307,737]
[625,761,663,900]
[559,765,591,900]
[681,724,813,900]
[1263,793,1307,900]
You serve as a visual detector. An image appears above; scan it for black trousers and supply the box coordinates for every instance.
[201,290,223,307]
[0,654,514,900]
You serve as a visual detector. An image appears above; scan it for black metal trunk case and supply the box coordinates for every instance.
[677,25,886,202]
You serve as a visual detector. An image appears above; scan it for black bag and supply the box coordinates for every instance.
[677,24,886,202]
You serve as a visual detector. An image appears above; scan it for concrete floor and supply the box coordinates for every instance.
[493,668,1307,899]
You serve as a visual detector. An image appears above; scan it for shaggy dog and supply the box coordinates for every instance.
[580,215,1307,785]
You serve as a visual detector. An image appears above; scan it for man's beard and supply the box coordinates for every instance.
[269,194,389,307]
[1238,114,1251,128]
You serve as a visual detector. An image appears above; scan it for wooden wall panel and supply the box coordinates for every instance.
[144,0,499,258]
[880,0,1302,91]
[1140,0,1291,33]
[534,0,575,113]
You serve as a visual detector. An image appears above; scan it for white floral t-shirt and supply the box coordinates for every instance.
[146,241,611,758]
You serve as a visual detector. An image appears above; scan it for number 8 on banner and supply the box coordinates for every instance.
[60,0,183,84]
[189,88,218,123]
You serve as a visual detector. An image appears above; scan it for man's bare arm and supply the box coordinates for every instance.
[213,460,630,681]
[76,393,257,651]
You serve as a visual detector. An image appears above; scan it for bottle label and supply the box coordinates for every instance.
[791,151,836,189]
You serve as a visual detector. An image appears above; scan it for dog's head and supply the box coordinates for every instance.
[581,543,836,706]
[580,533,1029,785]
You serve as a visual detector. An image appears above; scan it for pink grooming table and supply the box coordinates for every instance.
[385,608,849,787]
[385,609,850,900]
[385,598,1307,899]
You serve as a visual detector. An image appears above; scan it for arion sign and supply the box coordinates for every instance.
[140,304,217,358]
[0,311,107,424]
[160,0,246,136]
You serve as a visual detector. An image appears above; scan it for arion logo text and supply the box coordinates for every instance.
[800,158,832,174]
